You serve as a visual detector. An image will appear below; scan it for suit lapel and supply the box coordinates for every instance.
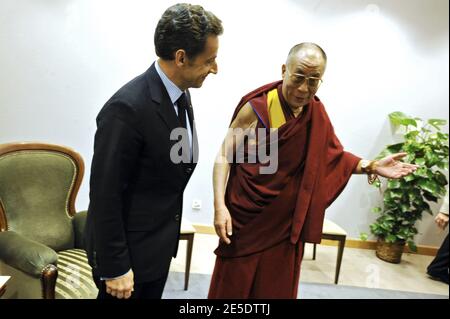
[146,63,180,133]
[146,63,199,166]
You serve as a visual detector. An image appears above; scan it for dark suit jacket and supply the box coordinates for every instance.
[84,63,198,283]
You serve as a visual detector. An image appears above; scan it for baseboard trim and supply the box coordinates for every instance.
[192,223,438,256]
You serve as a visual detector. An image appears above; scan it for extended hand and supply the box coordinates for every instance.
[105,269,134,299]
[435,212,449,230]
[214,206,233,245]
[374,152,419,179]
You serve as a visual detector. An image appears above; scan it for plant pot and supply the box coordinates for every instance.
[375,239,405,264]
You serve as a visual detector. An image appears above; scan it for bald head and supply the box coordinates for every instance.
[286,42,327,72]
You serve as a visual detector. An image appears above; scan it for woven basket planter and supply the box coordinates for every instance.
[375,239,405,264]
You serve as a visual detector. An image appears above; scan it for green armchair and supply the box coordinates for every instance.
[0,142,97,299]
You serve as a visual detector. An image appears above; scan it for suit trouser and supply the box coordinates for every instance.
[94,272,169,299]
[427,233,449,284]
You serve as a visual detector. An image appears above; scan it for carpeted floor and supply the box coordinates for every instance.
[162,271,449,299]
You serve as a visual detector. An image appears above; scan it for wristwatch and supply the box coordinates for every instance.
[360,160,377,175]
[360,160,379,185]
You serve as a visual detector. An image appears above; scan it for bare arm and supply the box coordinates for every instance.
[353,153,418,178]
[213,103,257,244]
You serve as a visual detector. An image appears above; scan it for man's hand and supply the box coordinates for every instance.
[435,212,449,230]
[374,152,419,179]
[214,206,233,245]
[105,269,134,299]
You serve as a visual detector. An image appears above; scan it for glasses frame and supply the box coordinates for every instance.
[286,69,323,89]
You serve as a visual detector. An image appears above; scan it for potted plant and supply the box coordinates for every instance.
[361,111,449,263]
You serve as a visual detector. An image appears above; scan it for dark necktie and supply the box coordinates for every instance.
[176,92,191,162]
[176,93,189,129]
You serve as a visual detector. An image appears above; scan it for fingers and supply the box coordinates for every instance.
[388,162,418,178]
[107,287,133,299]
[403,164,420,172]
[226,217,233,237]
[391,152,408,160]
[214,209,232,245]
[105,280,134,299]
[116,291,124,299]
[215,222,230,245]
[124,290,132,299]
[400,167,416,175]
[435,217,449,230]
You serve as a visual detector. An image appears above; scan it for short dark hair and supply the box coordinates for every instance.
[154,3,223,60]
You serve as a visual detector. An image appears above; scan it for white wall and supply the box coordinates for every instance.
[1,0,448,246]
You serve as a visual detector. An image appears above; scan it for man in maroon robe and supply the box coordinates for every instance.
[208,42,418,299]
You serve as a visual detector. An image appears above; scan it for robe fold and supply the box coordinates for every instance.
[208,81,361,299]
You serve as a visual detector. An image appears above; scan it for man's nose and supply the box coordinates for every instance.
[297,80,309,93]
[210,61,218,75]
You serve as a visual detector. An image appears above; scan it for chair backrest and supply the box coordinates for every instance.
[0,142,84,251]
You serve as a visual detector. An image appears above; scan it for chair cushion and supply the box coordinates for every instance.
[55,249,98,299]
[322,219,347,236]
[180,219,195,234]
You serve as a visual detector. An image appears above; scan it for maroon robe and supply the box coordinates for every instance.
[208,81,361,298]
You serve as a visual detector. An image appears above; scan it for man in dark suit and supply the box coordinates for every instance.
[84,3,223,299]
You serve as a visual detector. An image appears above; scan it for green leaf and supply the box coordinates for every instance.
[371,207,382,214]
[418,179,439,194]
[386,234,397,243]
[407,241,417,252]
[389,112,417,127]
[425,152,438,167]
[387,179,401,189]
[414,158,426,166]
[434,171,448,186]
[414,168,429,178]
[409,191,422,204]
[373,179,382,188]
[428,119,447,127]
[386,143,404,154]
[404,174,416,182]
[404,131,420,140]
[402,205,411,213]
[437,132,449,140]
[389,111,409,125]
[360,233,368,241]
[423,192,438,202]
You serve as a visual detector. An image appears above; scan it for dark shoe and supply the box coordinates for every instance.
[427,272,449,285]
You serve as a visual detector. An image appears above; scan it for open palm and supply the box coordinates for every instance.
[375,152,419,179]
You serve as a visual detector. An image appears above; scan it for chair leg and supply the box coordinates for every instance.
[184,234,194,291]
[312,243,316,260]
[41,264,58,299]
[334,236,346,284]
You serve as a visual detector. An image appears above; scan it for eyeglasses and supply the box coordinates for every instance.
[286,69,323,89]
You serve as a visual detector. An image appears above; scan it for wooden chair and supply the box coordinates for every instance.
[179,220,195,290]
[305,219,347,284]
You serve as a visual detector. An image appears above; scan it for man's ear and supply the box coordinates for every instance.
[281,64,286,78]
[175,49,186,67]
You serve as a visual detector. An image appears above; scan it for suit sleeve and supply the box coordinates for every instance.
[88,102,143,278]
